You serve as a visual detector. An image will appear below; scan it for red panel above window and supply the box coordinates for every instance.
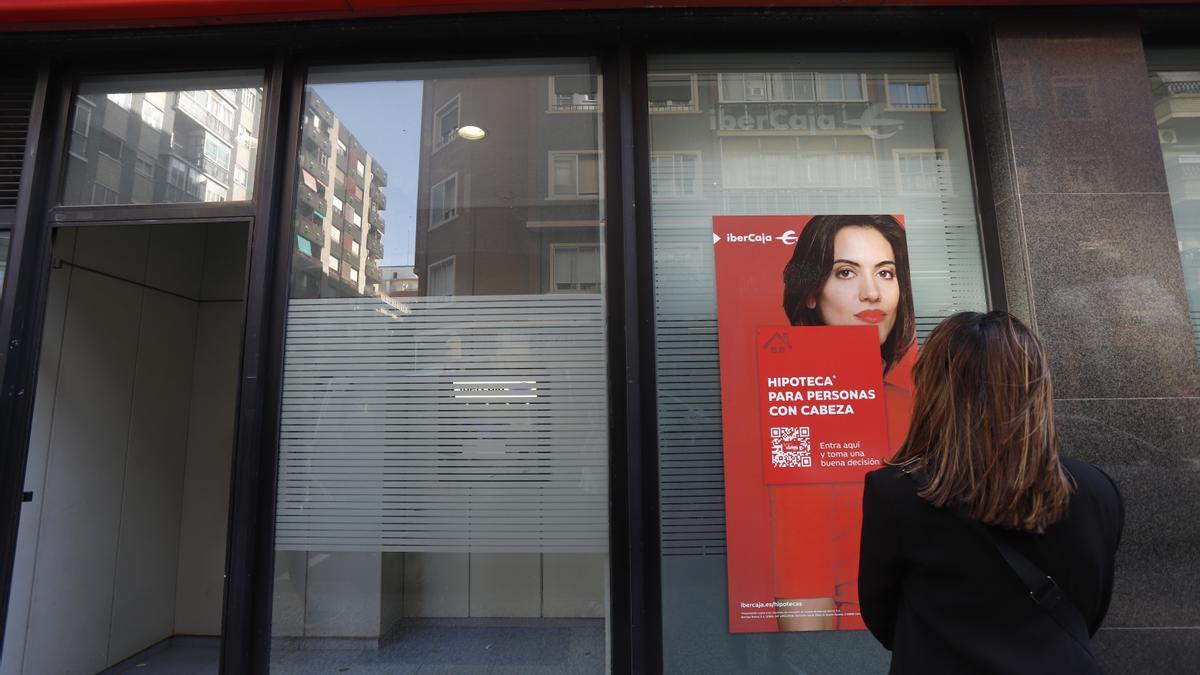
[1,0,1198,31]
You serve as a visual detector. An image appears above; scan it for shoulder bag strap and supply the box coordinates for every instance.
[948,507,1094,657]
[903,467,1093,656]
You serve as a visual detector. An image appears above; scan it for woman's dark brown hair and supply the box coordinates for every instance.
[890,311,1072,532]
[782,214,915,374]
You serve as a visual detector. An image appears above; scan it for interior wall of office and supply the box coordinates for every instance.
[0,222,246,675]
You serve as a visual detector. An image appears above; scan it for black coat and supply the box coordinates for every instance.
[858,457,1124,675]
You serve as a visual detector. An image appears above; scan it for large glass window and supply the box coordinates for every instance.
[1149,52,1200,356]
[649,53,988,672]
[63,72,263,206]
[271,60,609,673]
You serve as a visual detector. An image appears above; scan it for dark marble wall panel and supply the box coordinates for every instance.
[985,12,1200,656]
[1094,628,1200,673]
[994,15,1170,196]
[1056,398,1200,627]
[1018,193,1200,399]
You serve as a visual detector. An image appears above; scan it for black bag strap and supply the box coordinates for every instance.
[904,467,1094,657]
[946,508,1093,657]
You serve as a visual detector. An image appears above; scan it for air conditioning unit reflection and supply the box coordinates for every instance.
[1160,129,1179,144]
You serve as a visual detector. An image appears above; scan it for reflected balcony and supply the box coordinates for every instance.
[294,211,325,246]
[299,153,329,186]
[303,122,333,157]
[371,161,388,187]
[200,158,232,187]
[297,183,325,214]
[370,185,386,210]
[365,260,382,283]
[308,94,336,130]
[368,208,384,230]
[367,236,384,259]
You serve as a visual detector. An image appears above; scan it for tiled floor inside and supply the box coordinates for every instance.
[103,618,605,674]
[100,636,219,675]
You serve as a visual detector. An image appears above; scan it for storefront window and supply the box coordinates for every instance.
[1149,52,1200,356]
[62,72,264,206]
[648,53,988,672]
[270,60,608,673]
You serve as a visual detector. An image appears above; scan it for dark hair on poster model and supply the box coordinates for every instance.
[782,214,916,374]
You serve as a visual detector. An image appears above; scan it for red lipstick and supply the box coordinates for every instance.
[855,310,886,324]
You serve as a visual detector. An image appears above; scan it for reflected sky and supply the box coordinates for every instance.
[311,80,423,267]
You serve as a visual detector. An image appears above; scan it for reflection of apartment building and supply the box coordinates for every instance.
[647,71,957,215]
[411,71,961,298]
[64,86,260,205]
[291,91,388,298]
[414,73,604,296]
[380,264,418,297]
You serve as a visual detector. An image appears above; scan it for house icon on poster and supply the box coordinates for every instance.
[763,331,792,353]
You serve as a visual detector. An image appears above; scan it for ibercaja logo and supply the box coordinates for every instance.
[714,229,798,245]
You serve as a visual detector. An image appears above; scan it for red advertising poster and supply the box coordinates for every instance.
[714,215,917,633]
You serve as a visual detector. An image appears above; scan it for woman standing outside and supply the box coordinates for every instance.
[859,312,1123,673]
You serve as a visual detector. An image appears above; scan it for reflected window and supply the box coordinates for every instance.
[887,74,941,110]
[427,255,455,295]
[429,173,458,227]
[895,149,950,195]
[551,244,601,293]
[818,72,867,101]
[651,151,701,198]
[550,74,601,112]
[648,73,700,112]
[771,71,817,102]
[433,95,459,150]
[550,151,601,198]
[63,71,263,205]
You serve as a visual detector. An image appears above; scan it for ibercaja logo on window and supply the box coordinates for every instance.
[713,215,916,633]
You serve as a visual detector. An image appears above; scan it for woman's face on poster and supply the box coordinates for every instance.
[807,226,900,345]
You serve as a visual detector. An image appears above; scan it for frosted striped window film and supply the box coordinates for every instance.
[1149,50,1200,357]
[271,61,608,669]
[275,295,608,553]
[648,53,990,559]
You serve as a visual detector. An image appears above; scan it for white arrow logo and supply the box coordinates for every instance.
[713,232,721,244]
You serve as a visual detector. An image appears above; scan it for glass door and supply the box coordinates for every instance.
[1,220,250,675]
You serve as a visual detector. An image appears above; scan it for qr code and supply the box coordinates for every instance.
[771,426,812,468]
